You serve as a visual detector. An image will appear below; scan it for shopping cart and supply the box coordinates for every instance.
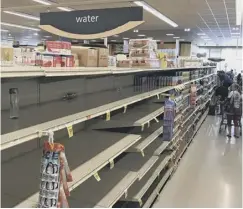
[218,98,227,133]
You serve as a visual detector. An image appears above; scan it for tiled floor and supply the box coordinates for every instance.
[153,116,242,208]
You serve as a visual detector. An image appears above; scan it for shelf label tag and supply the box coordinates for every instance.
[157,94,160,99]
[106,111,111,121]
[109,159,114,169]
[154,117,159,123]
[141,124,144,131]
[147,121,150,128]
[141,150,145,157]
[93,172,101,182]
[138,199,143,206]
[123,105,127,113]
[124,189,128,198]
[67,126,73,138]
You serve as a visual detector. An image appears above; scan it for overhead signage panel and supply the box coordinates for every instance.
[40,7,144,39]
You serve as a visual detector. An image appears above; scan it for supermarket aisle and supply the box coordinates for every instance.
[153,116,242,208]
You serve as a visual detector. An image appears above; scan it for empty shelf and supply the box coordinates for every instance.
[124,154,171,202]
[3,131,140,208]
[68,167,138,208]
[143,167,174,208]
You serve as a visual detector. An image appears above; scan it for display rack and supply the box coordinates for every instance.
[1,66,216,208]
[1,66,216,78]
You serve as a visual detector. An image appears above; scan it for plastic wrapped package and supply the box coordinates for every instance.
[38,141,72,208]
[117,59,132,68]
[129,48,157,58]
[129,39,158,50]
[131,58,160,68]
[163,98,176,141]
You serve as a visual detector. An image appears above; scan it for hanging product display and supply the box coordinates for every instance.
[38,138,72,208]
[163,97,176,141]
[190,84,197,106]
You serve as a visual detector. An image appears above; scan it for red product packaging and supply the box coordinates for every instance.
[53,55,62,67]
[42,54,54,67]
[61,55,74,67]
[46,41,62,54]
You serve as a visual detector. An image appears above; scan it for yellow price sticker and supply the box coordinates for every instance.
[67,126,73,138]
[106,111,111,121]
[93,172,101,182]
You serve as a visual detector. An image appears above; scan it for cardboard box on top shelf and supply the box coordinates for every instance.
[1,46,14,66]
[96,47,108,67]
[71,47,98,67]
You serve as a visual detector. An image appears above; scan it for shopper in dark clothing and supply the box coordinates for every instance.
[215,83,229,114]
[218,72,233,88]
[237,73,242,91]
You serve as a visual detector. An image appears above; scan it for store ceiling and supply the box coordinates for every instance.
[1,0,242,46]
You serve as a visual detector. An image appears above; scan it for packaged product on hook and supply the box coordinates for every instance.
[163,96,176,141]
[38,140,72,208]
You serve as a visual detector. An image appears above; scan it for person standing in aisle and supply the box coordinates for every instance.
[237,73,242,91]
[225,83,242,138]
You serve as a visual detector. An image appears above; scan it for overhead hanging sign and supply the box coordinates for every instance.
[40,7,144,39]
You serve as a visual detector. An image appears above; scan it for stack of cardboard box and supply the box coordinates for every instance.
[71,46,109,67]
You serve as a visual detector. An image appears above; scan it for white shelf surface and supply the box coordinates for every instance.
[129,126,164,153]
[143,167,174,208]
[131,155,171,202]
[1,66,216,78]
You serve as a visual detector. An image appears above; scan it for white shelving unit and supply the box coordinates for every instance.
[1,66,216,208]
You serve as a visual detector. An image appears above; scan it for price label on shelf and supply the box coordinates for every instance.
[124,189,128,198]
[138,199,143,206]
[93,172,101,182]
[141,124,144,131]
[123,105,127,113]
[109,159,114,169]
[141,150,145,157]
[67,126,73,138]
[106,111,111,121]
[147,121,150,128]
[157,94,160,99]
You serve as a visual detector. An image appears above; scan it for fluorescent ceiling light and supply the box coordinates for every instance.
[236,0,242,25]
[173,37,180,39]
[3,11,40,21]
[166,34,174,36]
[32,0,51,5]
[0,22,40,31]
[197,33,205,35]
[57,7,73,12]
[138,34,146,37]
[134,1,178,27]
